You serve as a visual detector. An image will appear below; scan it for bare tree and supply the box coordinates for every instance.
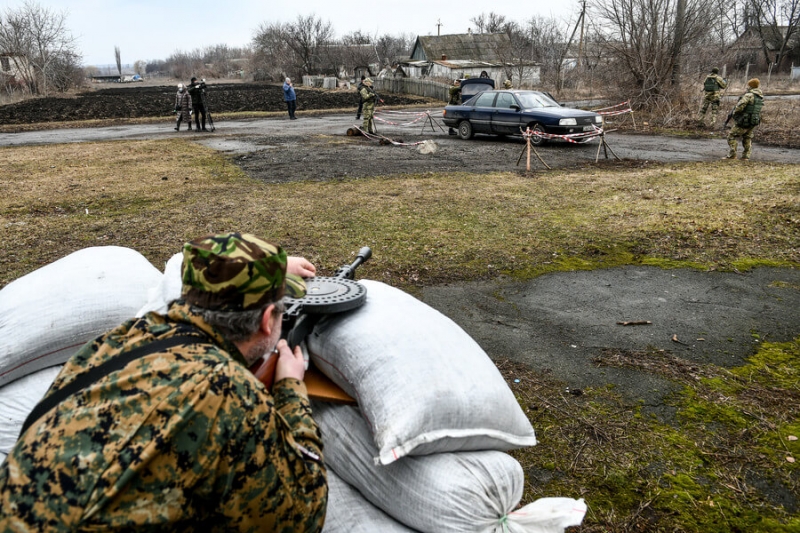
[375,33,415,66]
[0,0,81,95]
[588,0,716,102]
[287,15,334,77]
[748,0,800,69]
[251,21,293,80]
[470,12,508,34]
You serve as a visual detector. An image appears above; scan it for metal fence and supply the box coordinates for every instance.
[372,78,450,102]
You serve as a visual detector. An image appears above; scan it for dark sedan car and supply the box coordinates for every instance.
[442,90,604,145]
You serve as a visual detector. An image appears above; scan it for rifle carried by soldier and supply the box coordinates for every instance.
[724,106,736,128]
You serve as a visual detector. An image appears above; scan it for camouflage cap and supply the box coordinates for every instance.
[711,67,719,74]
[181,232,306,312]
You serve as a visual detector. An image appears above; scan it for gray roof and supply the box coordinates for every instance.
[411,33,511,62]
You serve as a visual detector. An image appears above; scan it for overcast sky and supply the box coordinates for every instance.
[6,0,581,66]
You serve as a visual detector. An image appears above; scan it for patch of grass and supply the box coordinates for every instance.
[0,140,798,288]
[505,337,799,531]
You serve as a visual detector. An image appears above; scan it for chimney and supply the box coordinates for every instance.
[442,55,447,61]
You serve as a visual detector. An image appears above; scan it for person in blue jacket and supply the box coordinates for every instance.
[283,77,297,120]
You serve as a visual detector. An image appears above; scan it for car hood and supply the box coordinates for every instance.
[522,107,598,118]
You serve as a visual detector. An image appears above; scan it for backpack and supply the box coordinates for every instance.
[703,75,720,92]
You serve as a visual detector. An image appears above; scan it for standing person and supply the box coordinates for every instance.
[447,79,461,135]
[697,67,727,127]
[0,232,327,532]
[359,78,382,134]
[283,77,297,120]
[726,78,764,160]
[174,83,193,131]
[187,76,208,132]
[355,75,366,120]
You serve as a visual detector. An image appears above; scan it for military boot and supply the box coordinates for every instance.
[726,138,737,159]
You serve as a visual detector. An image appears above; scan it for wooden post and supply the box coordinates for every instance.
[526,135,531,171]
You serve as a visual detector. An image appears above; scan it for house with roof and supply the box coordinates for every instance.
[730,25,800,71]
[395,32,540,86]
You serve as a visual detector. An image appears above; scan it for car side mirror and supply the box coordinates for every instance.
[510,104,520,111]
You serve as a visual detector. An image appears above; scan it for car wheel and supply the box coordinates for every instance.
[458,120,474,140]
[528,123,548,146]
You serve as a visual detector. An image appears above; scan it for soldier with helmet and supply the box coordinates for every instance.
[697,67,727,127]
[0,233,327,532]
[503,79,513,89]
[726,78,765,160]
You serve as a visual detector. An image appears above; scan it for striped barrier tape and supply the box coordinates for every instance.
[353,125,428,147]
[522,125,603,144]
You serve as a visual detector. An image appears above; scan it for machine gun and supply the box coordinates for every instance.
[249,247,372,388]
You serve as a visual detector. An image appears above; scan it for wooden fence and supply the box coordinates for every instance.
[372,78,450,102]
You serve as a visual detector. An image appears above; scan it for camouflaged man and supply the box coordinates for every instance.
[726,78,765,160]
[697,67,727,127]
[0,232,327,532]
[359,78,382,134]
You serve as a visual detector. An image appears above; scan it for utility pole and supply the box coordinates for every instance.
[436,19,443,36]
[671,0,686,86]
[577,0,586,69]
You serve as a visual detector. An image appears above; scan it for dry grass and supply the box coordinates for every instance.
[1,137,798,530]
[1,139,798,289]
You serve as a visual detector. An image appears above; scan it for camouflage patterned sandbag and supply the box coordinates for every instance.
[0,246,162,387]
[308,280,537,465]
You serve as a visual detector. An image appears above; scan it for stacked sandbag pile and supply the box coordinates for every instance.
[0,247,162,462]
[309,280,586,533]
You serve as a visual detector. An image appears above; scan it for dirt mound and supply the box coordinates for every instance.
[0,83,432,124]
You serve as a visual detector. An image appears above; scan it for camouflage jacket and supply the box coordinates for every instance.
[0,302,327,533]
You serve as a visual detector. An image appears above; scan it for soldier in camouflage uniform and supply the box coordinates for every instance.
[726,78,764,160]
[447,79,461,135]
[0,232,327,532]
[503,79,512,89]
[359,78,382,134]
[697,67,727,127]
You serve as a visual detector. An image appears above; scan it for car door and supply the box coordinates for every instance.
[490,92,523,135]
[469,91,497,134]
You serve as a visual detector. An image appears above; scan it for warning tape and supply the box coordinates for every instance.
[373,109,435,127]
[522,125,603,144]
[593,101,633,116]
[353,125,428,147]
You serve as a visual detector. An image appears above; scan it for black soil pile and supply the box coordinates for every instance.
[0,83,431,124]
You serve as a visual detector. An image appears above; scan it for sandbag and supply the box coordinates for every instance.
[308,280,537,464]
[0,365,62,458]
[313,401,525,533]
[322,469,419,533]
[0,246,162,387]
[136,252,183,317]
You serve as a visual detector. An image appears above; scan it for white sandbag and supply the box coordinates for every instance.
[322,469,419,533]
[308,280,537,464]
[498,498,587,533]
[0,365,62,457]
[136,252,183,317]
[313,401,525,533]
[0,246,162,387]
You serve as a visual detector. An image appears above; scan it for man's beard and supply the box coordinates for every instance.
[244,336,277,367]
